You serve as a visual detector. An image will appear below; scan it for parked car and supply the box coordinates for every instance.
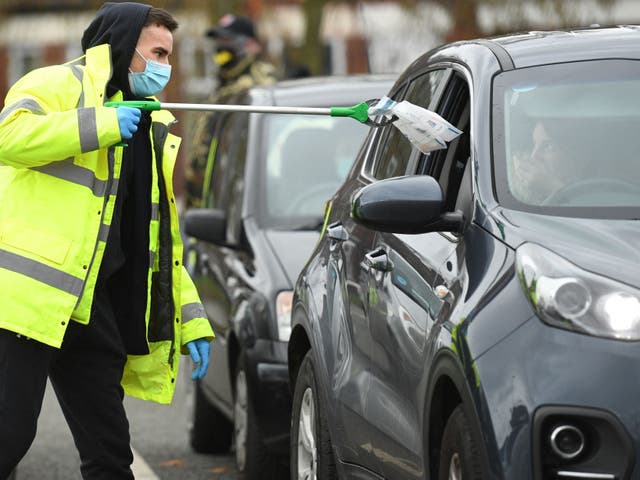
[183,75,394,478]
[287,26,640,480]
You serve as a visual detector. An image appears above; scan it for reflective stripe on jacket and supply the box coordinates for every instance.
[0,43,214,404]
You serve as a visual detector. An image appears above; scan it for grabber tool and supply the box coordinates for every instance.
[105,96,461,154]
[104,99,395,126]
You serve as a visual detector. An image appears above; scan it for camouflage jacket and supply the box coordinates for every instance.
[184,60,277,208]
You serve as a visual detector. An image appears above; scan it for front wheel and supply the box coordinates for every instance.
[290,351,337,480]
[189,380,233,454]
[234,353,287,479]
[438,405,483,480]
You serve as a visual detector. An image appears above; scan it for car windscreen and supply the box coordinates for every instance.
[257,113,370,230]
[493,59,640,218]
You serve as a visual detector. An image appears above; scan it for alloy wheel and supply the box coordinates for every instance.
[297,387,317,480]
[234,369,248,471]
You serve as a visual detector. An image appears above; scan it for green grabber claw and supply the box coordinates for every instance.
[104,100,162,110]
[104,101,162,146]
[330,101,370,123]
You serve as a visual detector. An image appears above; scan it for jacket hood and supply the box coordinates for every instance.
[81,2,152,99]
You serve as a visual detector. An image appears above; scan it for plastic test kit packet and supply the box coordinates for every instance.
[368,96,462,153]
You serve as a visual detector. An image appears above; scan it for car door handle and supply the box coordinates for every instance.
[327,222,348,242]
[364,248,394,272]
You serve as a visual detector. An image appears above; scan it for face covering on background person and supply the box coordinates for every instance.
[213,36,247,69]
[128,48,171,98]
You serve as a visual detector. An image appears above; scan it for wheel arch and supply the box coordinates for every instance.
[288,323,311,389]
[228,290,270,391]
[424,350,491,479]
[427,371,463,477]
[228,331,240,394]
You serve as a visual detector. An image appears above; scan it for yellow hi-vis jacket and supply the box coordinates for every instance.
[0,43,214,404]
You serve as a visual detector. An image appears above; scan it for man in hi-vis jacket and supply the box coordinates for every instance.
[0,3,214,478]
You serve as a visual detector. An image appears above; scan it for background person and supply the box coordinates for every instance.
[0,3,213,478]
[208,13,278,99]
[184,13,278,209]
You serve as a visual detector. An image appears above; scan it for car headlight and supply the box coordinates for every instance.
[516,243,640,340]
[276,291,293,341]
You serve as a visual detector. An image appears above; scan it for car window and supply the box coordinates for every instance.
[204,113,248,212]
[493,59,640,216]
[258,114,370,229]
[203,113,233,210]
[370,69,449,180]
[427,72,471,212]
[226,114,249,244]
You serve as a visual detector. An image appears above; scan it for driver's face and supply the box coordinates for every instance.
[531,122,573,181]
[531,123,560,166]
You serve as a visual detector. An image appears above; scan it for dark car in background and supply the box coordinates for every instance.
[287,26,640,480]
[183,75,393,478]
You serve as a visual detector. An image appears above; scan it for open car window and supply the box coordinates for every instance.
[368,68,450,181]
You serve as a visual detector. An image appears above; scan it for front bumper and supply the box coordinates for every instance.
[475,316,639,480]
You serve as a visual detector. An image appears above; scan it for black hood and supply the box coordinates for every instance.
[81,2,151,99]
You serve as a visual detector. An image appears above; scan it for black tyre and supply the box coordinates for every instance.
[189,380,233,453]
[234,353,287,479]
[290,351,337,480]
[438,405,483,480]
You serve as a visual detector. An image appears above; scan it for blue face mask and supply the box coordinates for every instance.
[128,48,171,97]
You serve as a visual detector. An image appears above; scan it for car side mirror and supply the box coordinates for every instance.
[183,208,228,245]
[351,175,464,234]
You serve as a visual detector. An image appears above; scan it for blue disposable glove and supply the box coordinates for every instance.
[186,338,210,380]
[116,106,141,140]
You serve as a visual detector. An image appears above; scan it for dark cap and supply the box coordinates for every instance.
[206,14,256,39]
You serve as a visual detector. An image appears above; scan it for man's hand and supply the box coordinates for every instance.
[116,106,141,140]
[186,338,210,380]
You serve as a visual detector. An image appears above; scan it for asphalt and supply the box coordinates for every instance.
[16,359,239,480]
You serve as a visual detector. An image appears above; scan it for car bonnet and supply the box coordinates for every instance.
[493,208,640,289]
[263,230,321,285]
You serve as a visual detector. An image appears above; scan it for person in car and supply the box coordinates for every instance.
[510,119,577,204]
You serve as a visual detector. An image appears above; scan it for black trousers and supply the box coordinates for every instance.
[0,289,134,480]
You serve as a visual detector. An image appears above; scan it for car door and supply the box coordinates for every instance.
[192,111,249,410]
[319,142,382,468]
[324,68,447,473]
[315,77,417,466]
[363,68,473,479]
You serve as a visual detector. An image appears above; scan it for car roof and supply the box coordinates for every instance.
[490,25,640,68]
[400,25,640,79]
[246,74,396,108]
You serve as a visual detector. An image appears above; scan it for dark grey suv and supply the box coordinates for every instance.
[184,75,393,479]
[288,27,640,480]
